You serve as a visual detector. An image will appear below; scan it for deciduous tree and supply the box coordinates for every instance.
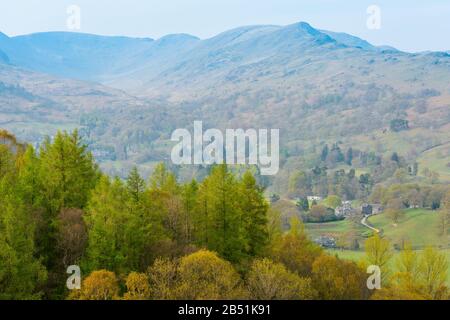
[246,258,315,300]
[311,255,369,300]
[365,234,393,284]
[124,272,151,300]
[177,250,244,300]
[69,270,119,300]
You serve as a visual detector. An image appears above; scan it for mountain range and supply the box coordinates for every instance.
[0,22,449,183]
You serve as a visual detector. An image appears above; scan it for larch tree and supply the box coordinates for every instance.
[239,171,269,257]
[35,131,98,274]
[148,163,185,247]
[0,184,47,299]
[39,130,98,214]
[181,179,198,245]
[84,176,148,274]
[17,146,43,208]
[195,165,246,263]
[126,166,146,203]
[0,144,15,180]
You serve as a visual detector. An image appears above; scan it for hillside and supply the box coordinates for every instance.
[0,62,154,140]
[0,21,449,180]
[368,209,450,249]
[306,209,448,250]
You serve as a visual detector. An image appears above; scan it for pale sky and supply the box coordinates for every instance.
[0,0,449,52]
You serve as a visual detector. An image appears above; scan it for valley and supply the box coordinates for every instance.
[0,18,449,301]
[0,22,449,185]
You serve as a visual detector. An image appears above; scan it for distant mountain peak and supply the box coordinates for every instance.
[296,21,318,33]
[278,21,335,46]
[158,33,199,40]
[155,33,200,45]
[205,25,279,46]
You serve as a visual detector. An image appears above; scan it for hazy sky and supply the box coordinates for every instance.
[0,0,449,52]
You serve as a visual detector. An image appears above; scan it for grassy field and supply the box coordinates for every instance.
[327,248,450,285]
[305,209,449,249]
[326,248,366,261]
[317,208,450,285]
[417,143,450,182]
[368,209,450,248]
[305,218,370,242]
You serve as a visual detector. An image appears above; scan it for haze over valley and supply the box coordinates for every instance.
[0,21,449,185]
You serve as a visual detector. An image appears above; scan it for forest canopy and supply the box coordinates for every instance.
[0,130,449,300]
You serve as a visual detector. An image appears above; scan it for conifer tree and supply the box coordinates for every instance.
[148,163,184,245]
[126,166,146,203]
[17,146,43,208]
[39,130,98,215]
[84,176,146,273]
[239,171,269,257]
[196,165,246,262]
[0,183,47,299]
[181,180,198,245]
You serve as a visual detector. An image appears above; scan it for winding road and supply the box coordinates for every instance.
[361,216,380,234]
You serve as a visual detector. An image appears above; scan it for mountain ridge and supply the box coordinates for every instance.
[0,22,449,180]
[0,21,407,85]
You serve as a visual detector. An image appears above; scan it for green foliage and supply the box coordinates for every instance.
[83,176,156,274]
[0,182,47,299]
[177,250,244,300]
[312,255,369,300]
[195,165,246,262]
[124,272,151,300]
[418,247,448,299]
[17,146,43,208]
[304,204,342,223]
[69,270,119,300]
[126,166,146,202]
[39,130,98,214]
[288,166,372,201]
[324,195,342,209]
[1,130,448,300]
[181,179,199,245]
[373,245,448,300]
[296,197,309,212]
[247,258,316,300]
[239,171,269,257]
[0,144,15,179]
[365,234,393,284]
[270,217,322,277]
